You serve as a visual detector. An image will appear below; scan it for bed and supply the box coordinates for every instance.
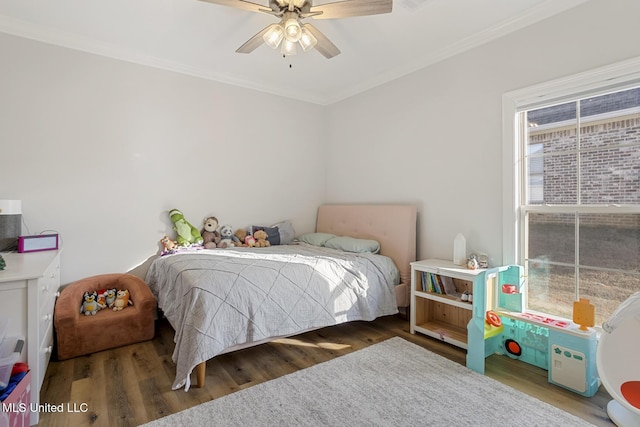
[145,204,417,390]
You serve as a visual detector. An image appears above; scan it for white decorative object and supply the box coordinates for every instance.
[597,292,640,426]
[0,200,21,215]
[453,233,466,266]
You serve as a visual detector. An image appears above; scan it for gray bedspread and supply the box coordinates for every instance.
[145,243,400,390]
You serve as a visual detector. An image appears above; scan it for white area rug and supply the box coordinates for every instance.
[142,337,594,426]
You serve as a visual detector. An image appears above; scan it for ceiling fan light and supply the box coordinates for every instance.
[284,17,302,42]
[299,27,317,52]
[281,38,298,56]
[263,24,284,49]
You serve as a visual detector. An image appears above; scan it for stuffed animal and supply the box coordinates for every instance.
[104,288,117,308]
[169,209,204,246]
[254,229,270,247]
[96,291,107,310]
[160,235,177,253]
[234,228,248,247]
[160,235,177,252]
[81,291,100,316]
[245,235,256,247]
[201,216,221,249]
[218,225,239,248]
[112,289,133,311]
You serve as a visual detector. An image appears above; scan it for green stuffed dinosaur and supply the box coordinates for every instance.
[169,209,204,246]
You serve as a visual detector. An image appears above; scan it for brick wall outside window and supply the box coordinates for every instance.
[528,114,640,228]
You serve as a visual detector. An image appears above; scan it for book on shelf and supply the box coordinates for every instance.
[431,274,442,294]
[420,272,461,298]
[420,272,445,294]
[441,275,458,296]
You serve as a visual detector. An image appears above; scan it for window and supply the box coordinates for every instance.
[503,59,640,327]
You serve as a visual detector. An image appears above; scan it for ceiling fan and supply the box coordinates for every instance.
[198,0,393,59]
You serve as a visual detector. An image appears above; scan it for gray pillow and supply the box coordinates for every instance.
[250,221,296,245]
[271,220,295,245]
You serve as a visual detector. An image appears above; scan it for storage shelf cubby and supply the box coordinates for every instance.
[409,259,487,350]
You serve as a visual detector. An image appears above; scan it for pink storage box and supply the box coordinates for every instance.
[0,370,31,427]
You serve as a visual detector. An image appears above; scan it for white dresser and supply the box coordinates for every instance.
[0,250,61,426]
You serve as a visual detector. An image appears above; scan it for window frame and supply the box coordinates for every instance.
[502,57,640,316]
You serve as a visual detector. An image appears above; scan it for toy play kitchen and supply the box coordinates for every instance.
[466,265,599,397]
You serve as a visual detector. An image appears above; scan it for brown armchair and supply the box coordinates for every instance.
[54,273,157,360]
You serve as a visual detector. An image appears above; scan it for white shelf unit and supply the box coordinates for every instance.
[410,259,487,349]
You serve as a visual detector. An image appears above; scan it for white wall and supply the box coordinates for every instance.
[0,33,327,284]
[325,0,640,266]
[2,0,639,284]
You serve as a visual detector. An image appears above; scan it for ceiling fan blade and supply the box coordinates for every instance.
[198,0,274,14]
[235,25,271,54]
[304,24,340,59]
[310,0,392,19]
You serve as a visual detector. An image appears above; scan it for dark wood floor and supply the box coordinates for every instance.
[39,315,614,426]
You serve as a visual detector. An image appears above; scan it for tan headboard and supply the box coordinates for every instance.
[316,204,417,307]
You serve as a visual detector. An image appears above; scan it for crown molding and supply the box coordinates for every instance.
[0,0,589,106]
[325,0,590,104]
[0,14,327,105]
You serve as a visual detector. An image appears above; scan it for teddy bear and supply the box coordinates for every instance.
[201,216,221,249]
[253,229,271,247]
[170,209,204,246]
[160,235,177,252]
[218,225,240,248]
[112,289,133,311]
[233,228,249,247]
[81,291,100,316]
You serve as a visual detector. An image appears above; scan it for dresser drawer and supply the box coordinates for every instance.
[38,260,60,314]
[38,309,55,346]
[38,322,54,389]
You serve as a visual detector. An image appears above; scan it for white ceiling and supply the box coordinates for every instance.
[0,0,589,105]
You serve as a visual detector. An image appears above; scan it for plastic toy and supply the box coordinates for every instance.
[466,265,598,397]
[483,310,503,339]
[486,310,502,327]
[573,298,595,331]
